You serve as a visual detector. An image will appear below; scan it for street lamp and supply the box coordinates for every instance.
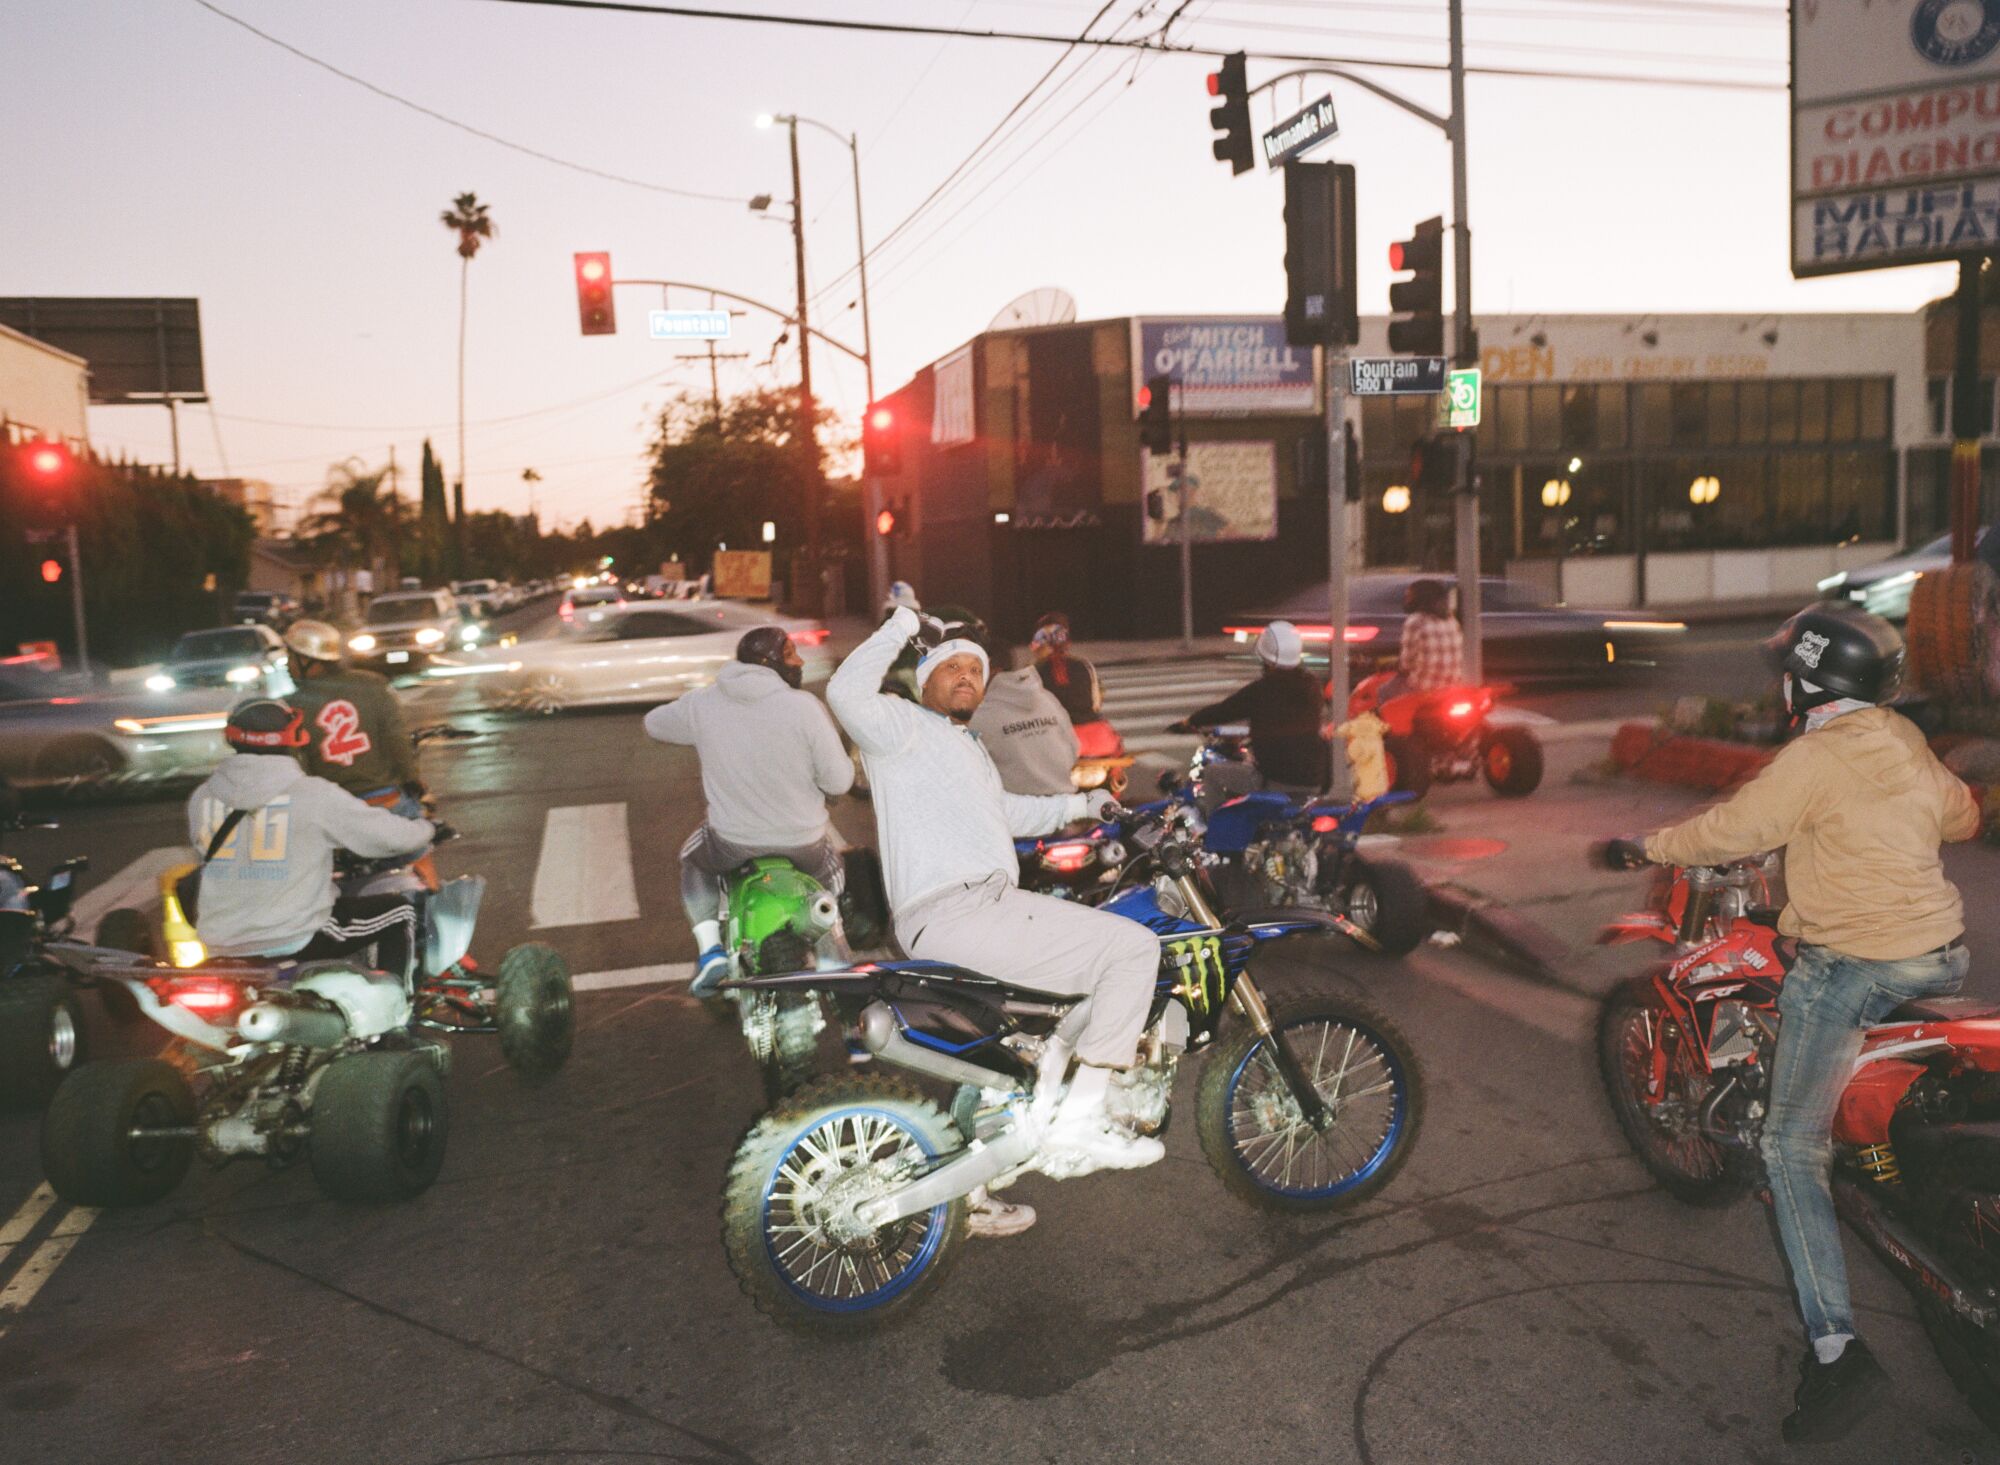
[756,109,883,606]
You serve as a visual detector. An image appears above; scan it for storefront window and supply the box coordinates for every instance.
[1827,379,1859,441]
[1599,383,1628,448]
[1707,382,1736,447]
[1635,384,1671,446]
[1798,379,1828,443]
[1738,380,1767,444]
[1560,384,1597,448]
[1529,385,1561,448]
[1495,385,1527,453]
[1776,451,1829,540]
[1670,383,1706,446]
[1827,448,1894,543]
[1768,381,1798,443]
[1859,378,1890,441]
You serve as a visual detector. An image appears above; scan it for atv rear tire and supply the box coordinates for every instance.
[309,1050,448,1202]
[1339,858,1431,956]
[1481,726,1544,797]
[496,942,574,1080]
[41,1058,193,1206]
[0,974,88,1108]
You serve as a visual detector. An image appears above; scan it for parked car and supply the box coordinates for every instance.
[1817,528,1990,621]
[430,601,831,714]
[346,590,482,673]
[1226,574,1688,681]
[230,590,301,629]
[558,585,627,630]
[145,626,291,696]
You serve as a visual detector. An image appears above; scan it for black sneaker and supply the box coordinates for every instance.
[1781,1339,1890,1445]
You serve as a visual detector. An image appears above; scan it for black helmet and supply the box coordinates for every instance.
[928,604,990,652]
[226,699,308,754]
[736,626,802,689]
[1767,602,1904,717]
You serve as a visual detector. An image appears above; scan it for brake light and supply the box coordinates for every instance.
[147,975,252,1018]
[559,602,574,620]
[792,627,830,647]
[1311,814,1341,833]
[1447,700,1476,719]
[1040,841,1095,874]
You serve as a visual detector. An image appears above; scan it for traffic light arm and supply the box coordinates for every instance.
[610,277,870,365]
[1247,65,1450,136]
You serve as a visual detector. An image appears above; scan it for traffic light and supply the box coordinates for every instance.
[875,507,896,537]
[1283,161,1358,349]
[39,557,63,583]
[863,403,903,477]
[1387,217,1445,356]
[876,500,910,538]
[1137,375,1173,455]
[1409,433,1456,495]
[573,252,616,336]
[1207,52,1253,175]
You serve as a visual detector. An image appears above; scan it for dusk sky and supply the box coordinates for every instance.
[6,0,1958,531]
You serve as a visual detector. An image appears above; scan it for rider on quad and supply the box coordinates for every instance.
[1607,603,1981,1445]
[828,607,1147,1232]
[644,627,854,995]
[1379,578,1464,701]
[1169,620,1328,798]
[281,619,427,816]
[188,699,437,978]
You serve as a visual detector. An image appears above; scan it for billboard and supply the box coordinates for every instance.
[1140,441,1278,545]
[712,549,772,600]
[1792,2,2000,276]
[1133,318,1317,416]
[0,297,206,403]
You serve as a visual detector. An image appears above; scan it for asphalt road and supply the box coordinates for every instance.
[1,610,1995,1462]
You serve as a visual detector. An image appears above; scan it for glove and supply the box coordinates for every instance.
[1083,790,1123,824]
[911,612,951,650]
[1596,836,1649,872]
[1166,719,1197,735]
[429,821,460,846]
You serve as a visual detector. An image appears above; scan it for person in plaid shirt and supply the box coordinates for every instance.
[1393,579,1465,694]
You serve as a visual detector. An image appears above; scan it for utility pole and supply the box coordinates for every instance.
[1325,357,1351,798]
[65,522,90,677]
[1951,257,1985,564]
[785,118,820,559]
[1448,0,1483,683]
[677,338,749,419]
[1174,391,1196,651]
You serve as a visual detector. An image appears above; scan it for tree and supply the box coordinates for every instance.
[643,387,837,569]
[297,458,408,611]
[418,438,450,584]
[439,191,496,517]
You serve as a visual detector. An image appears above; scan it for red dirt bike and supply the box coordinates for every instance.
[1596,849,2000,1429]
[1346,673,1543,799]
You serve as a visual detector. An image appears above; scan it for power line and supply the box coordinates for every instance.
[1184,13,1783,68]
[188,0,755,204]
[212,366,677,434]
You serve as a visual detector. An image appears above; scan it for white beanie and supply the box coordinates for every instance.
[1256,620,1304,669]
[916,638,989,693]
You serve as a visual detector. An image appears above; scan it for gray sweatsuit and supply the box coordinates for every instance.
[828,608,1157,1066]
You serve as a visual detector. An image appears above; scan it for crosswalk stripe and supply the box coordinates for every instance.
[71,847,187,935]
[530,803,642,929]
[0,1185,58,1265]
[0,1202,98,1336]
[573,962,694,992]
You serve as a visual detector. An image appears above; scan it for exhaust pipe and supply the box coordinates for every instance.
[238,1001,349,1049]
[857,1002,1021,1093]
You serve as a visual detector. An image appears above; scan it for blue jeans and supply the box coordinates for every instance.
[1763,939,1970,1344]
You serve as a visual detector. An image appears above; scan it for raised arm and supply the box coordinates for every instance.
[1004,789,1089,838]
[828,607,925,757]
[1646,741,1820,868]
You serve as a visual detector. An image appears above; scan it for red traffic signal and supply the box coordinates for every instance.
[876,508,896,537]
[574,252,616,336]
[1207,51,1253,175]
[1387,216,1445,357]
[863,402,904,477]
[39,558,63,584]
[18,440,77,484]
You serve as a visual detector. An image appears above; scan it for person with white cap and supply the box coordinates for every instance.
[827,605,1165,1202]
[1169,619,1329,795]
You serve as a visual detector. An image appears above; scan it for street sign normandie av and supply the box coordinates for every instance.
[1262,95,1339,170]
[1349,356,1446,395]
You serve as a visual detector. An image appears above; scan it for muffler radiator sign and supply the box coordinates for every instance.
[1793,0,2000,275]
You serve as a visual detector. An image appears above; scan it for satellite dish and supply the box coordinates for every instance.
[989,287,1078,331]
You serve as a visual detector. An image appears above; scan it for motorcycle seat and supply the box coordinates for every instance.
[1886,996,2000,1025]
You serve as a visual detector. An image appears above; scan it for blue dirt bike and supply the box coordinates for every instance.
[717,802,1425,1333]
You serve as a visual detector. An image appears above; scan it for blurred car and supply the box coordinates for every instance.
[1816,528,1990,621]
[1226,574,1687,680]
[558,585,627,629]
[145,626,291,696]
[451,578,504,617]
[231,590,301,628]
[429,601,831,714]
[0,688,233,794]
[345,589,483,672]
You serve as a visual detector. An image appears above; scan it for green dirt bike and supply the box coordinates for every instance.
[706,853,885,1103]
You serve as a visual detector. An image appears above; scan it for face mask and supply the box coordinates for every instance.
[778,661,803,690]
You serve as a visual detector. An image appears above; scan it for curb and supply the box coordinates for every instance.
[1426,882,1575,988]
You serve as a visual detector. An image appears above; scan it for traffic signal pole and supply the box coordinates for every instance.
[1448,0,1482,682]
[66,521,90,677]
[1325,358,1352,798]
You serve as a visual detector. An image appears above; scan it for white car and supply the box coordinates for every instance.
[429,601,832,714]
[450,579,504,616]
[1817,529,1990,621]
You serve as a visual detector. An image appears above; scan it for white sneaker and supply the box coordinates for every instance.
[1037,1114,1166,1178]
[966,1195,1037,1238]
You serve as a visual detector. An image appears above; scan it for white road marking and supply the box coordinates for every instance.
[0,1202,99,1337]
[1420,956,1596,1044]
[71,846,188,934]
[530,803,642,929]
[0,1184,58,1268]
[572,962,693,992]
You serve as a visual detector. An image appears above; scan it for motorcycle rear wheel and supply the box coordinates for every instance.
[721,1074,966,1335]
[1336,858,1430,956]
[1597,975,1755,1207]
[1196,991,1423,1212]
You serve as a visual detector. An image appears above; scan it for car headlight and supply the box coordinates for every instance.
[348,634,377,652]
[415,627,445,646]
[226,665,260,684]
[1816,571,1848,594]
[145,673,176,692]
[460,623,482,643]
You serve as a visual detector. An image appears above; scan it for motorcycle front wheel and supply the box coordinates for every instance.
[1597,975,1754,1206]
[721,1075,966,1334]
[1195,992,1423,1213]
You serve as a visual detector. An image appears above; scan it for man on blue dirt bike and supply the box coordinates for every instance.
[645,627,854,995]
[1169,620,1328,799]
[828,606,1151,1223]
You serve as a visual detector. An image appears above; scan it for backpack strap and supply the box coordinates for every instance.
[202,808,248,864]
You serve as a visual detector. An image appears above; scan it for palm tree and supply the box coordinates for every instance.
[439,191,497,519]
[298,458,410,617]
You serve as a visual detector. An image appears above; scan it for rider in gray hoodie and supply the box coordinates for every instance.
[644,627,854,991]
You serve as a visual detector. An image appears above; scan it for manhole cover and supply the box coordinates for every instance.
[1410,836,1507,861]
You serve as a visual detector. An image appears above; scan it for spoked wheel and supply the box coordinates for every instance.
[721,1076,966,1334]
[517,672,571,715]
[1597,974,1753,1206]
[1195,993,1423,1212]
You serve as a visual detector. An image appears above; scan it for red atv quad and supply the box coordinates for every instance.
[1347,673,1543,799]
